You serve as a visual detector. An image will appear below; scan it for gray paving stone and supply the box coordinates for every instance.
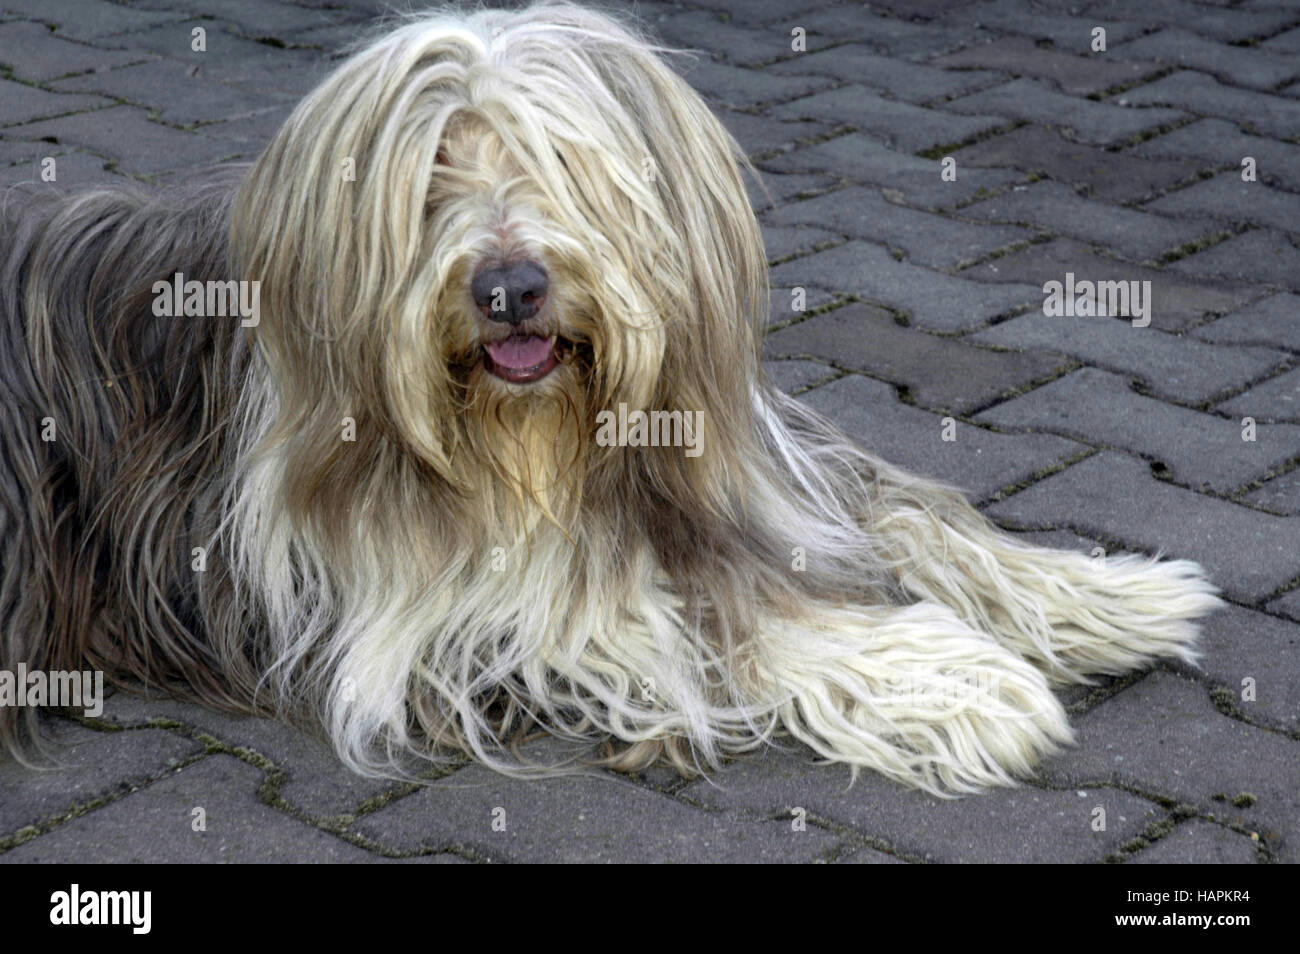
[680,748,1162,863]
[978,367,1300,494]
[1218,367,1300,423]
[0,720,203,836]
[1113,28,1300,91]
[768,185,1028,268]
[767,284,837,326]
[52,58,291,126]
[952,125,1205,204]
[1121,70,1300,140]
[0,21,143,80]
[652,10,809,66]
[2,149,126,188]
[762,222,839,262]
[1128,819,1261,864]
[109,18,323,83]
[769,85,1008,153]
[802,7,985,59]
[1128,118,1300,192]
[837,846,908,863]
[0,77,109,127]
[99,691,400,821]
[716,107,829,158]
[969,311,1287,404]
[0,0,183,41]
[940,1,1148,49]
[960,238,1257,332]
[985,451,1300,601]
[3,754,390,862]
[1038,671,1297,862]
[748,169,836,210]
[765,302,1068,413]
[683,0,837,27]
[763,358,838,394]
[762,131,1022,209]
[680,56,831,107]
[1169,230,1300,290]
[146,0,358,39]
[1242,467,1300,515]
[7,105,234,174]
[1266,587,1300,620]
[770,240,1043,331]
[1087,0,1295,43]
[931,36,1161,96]
[799,374,1085,501]
[769,43,1000,102]
[1145,173,1300,235]
[1262,25,1300,54]
[961,180,1217,262]
[351,764,840,863]
[1197,604,1300,732]
[947,77,1187,146]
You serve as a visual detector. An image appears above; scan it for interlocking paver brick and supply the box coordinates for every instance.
[0,77,109,127]
[1244,467,1300,515]
[651,10,803,66]
[156,0,360,38]
[985,451,1300,601]
[763,131,1022,208]
[1262,25,1300,54]
[351,763,840,863]
[1129,118,1300,192]
[0,0,183,41]
[939,1,1148,49]
[680,56,830,107]
[1113,27,1300,91]
[1128,820,1262,864]
[99,691,403,821]
[765,301,1068,413]
[799,374,1085,500]
[770,240,1043,331]
[947,77,1187,146]
[2,149,124,188]
[767,284,836,327]
[6,105,236,174]
[762,223,839,262]
[770,85,1008,153]
[960,238,1258,332]
[52,58,291,126]
[969,309,1287,403]
[931,36,1161,96]
[1145,173,1300,236]
[763,358,838,394]
[1038,671,1297,862]
[1122,70,1300,139]
[0,720,203,836]
[2,754,394,863]
[1217,367,1300,423]
[748,169,837,210]
[685,0,836,27]
[769,43,999,102]
[1198,604,1300,731]
[768,185,1028,268]
[1169,230,1300,290]
[952,125,1205,204]
[977,366,1300,493]
[0,20,143,80]
[1087,0,1295,43]
[961,180,1217,261]
[802,7,985,59]
[681,748,1162,863]
[716,107,828,158]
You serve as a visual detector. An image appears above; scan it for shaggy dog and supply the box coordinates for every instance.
[0,2,1221,794]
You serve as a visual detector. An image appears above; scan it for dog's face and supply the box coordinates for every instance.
[229,4,770,524]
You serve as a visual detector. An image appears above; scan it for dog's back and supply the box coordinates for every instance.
[0,174,254,753]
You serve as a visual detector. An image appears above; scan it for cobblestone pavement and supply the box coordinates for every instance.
[2,0,1298,864]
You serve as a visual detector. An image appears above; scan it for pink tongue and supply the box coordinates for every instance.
[486,335,553,370]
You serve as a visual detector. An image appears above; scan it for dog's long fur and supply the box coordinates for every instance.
[0,2,1221,794]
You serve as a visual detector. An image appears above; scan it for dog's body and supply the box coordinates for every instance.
[0,3,1221,793]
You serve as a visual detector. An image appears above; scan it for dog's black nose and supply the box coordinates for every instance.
[471,261,548,324]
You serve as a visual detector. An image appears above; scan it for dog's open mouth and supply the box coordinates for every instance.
[483,333,561,383]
